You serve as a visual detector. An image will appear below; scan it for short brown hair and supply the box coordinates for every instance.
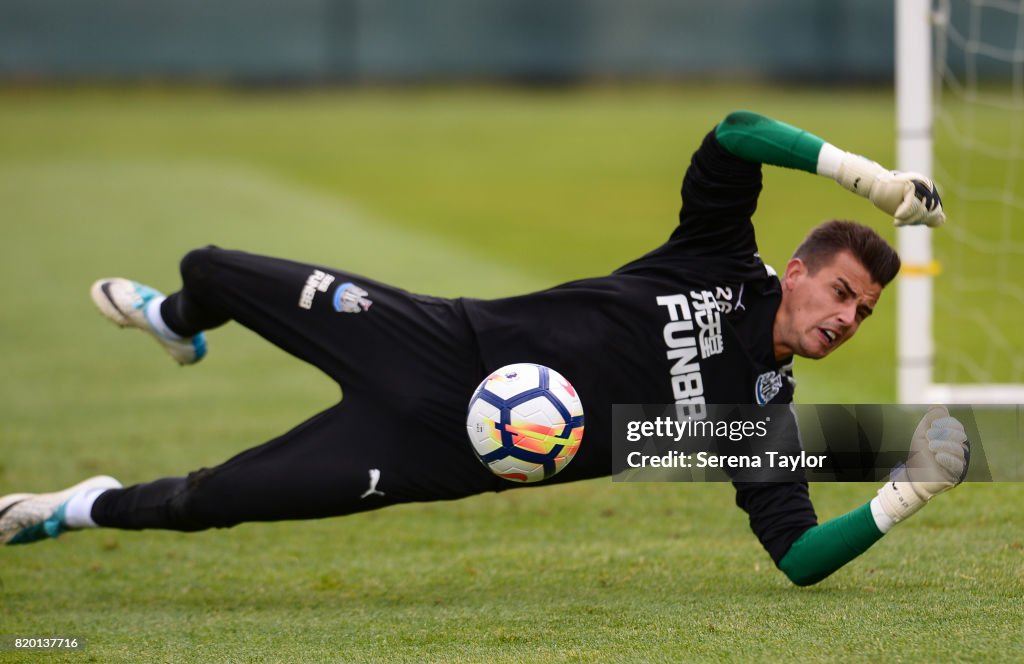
[792,220,901,287]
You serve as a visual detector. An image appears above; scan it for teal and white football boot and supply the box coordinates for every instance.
[0,476,122,545]
[91,278,207,365]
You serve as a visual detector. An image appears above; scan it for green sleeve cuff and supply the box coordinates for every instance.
[715,111,826,174]
[777,501,884,587]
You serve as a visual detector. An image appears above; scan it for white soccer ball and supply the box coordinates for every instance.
[466,363,585,483]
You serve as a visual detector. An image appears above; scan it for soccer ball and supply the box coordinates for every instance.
[466,363,585,483]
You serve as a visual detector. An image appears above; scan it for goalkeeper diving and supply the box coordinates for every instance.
[0,111,968,586]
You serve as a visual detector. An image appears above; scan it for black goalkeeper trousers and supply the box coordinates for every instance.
[92,246,509,532]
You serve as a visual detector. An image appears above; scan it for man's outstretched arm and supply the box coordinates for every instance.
[775,407,969,586]
[714,110,945,228]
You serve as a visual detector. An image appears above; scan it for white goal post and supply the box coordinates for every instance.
[896,0,1024,403]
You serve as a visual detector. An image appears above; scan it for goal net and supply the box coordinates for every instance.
[897,0,1024,403]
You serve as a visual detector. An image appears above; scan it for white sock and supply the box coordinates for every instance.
[144,296,185,341]
[63,488,110,529]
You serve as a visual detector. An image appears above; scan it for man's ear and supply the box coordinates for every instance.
[782,257,807,291]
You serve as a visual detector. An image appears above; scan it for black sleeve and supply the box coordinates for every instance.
[733,481,818,564]
[727,407,817,564]
[672,129,764,259]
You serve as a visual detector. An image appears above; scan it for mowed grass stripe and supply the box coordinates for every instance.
[0,156,553,301]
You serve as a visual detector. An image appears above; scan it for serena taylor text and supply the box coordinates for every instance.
[625,450,826,470]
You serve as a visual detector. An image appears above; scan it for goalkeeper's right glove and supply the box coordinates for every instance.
[827,149,946,227]
[875,406,970,526]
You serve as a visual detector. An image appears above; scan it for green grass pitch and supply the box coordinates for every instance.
[0,86,1021,662]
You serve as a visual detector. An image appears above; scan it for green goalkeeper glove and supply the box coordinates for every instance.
[829,150,946,227]
[874,406,969,526]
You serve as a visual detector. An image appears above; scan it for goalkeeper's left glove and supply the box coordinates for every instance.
[874,406,969,527]
[824,148,946,227]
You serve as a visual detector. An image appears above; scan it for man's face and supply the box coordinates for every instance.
[773,250,883,360]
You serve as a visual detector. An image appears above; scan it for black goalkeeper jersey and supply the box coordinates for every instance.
[462,130,817,562]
